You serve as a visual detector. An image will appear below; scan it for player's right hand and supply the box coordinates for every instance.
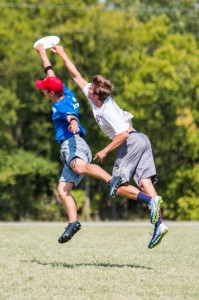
[50,45,65,57]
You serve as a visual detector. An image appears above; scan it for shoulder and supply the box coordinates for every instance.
[102,97,117,112]
[103,97,123,119]
[54,97,70,113]
[82,83,91,95]
[63,84,76,98]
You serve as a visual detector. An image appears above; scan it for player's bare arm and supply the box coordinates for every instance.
[67,115,79,133]
[94,131,129,163]
[35,44,55,77]
[51,45,88,90]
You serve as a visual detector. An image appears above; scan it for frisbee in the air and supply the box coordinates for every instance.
[34,35,60,49]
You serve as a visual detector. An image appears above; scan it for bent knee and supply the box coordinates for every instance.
[57,182,74,199]
[140,178,153,190]
[74,166,86,175]
[57,189,65,200]
[70,159,87,175]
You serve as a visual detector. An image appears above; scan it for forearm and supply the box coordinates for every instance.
[67,115,77,123]
[60,53,80,81]
[104,132,129,153]
[94,131,129,163]
[66,115,79,133]
[56,49,87,89]
[39,51,55,77]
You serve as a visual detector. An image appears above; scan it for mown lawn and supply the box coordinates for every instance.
[0,222,198,300]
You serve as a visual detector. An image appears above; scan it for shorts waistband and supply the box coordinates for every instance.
[60,134,80,144]
[129,130,138,134]
[60,140,67,144]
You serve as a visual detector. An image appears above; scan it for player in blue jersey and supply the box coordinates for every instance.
[35,44,121,244]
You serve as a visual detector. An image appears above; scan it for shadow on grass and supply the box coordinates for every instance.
[21,259,152,270]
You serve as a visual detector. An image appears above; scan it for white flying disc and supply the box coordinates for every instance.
[34,35,60,49]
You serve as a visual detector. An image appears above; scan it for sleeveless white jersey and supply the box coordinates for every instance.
[83,83,133,139]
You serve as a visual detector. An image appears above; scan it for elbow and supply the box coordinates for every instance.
[117,131,129,143]
[120,131,129,143]
[123,131,129,140]
[115,131,129,142]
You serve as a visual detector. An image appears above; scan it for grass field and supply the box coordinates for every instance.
[0,222,198,300]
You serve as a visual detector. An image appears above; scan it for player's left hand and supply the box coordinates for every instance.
[35,43,45,53]
[93,149,108,163]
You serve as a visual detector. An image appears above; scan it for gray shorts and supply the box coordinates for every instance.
[59,135,92,187]
[112,132,158,188]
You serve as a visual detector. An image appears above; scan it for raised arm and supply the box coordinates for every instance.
[35,44,55,77]
[51,45,88,89]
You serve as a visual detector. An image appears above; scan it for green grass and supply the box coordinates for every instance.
[0,222,198,300]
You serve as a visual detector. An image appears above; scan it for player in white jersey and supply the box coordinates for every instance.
[51,45,168,249]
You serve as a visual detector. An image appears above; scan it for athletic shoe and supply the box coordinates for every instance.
[148,196,163,224]
[109,176,122,198]
[58,221,81,244]
[148,223,168,249]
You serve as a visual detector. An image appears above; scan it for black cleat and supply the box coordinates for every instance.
[58,221,81,244]
[109,176,122,198]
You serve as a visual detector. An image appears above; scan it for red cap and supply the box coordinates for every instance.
[35,76,63,93]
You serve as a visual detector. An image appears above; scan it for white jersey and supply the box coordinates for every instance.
[83,83,133,139]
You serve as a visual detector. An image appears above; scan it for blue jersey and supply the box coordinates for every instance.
[52,84,85,144]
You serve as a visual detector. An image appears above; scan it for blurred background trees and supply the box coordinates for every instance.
[0,0,198,221]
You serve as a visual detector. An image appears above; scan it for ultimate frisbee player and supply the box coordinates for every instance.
[35,43,121,244]
[51,45,168,249]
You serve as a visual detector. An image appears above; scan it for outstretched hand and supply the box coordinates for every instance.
[35,43,46,53]
[50,45,65,57]
[93,149,108,163]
